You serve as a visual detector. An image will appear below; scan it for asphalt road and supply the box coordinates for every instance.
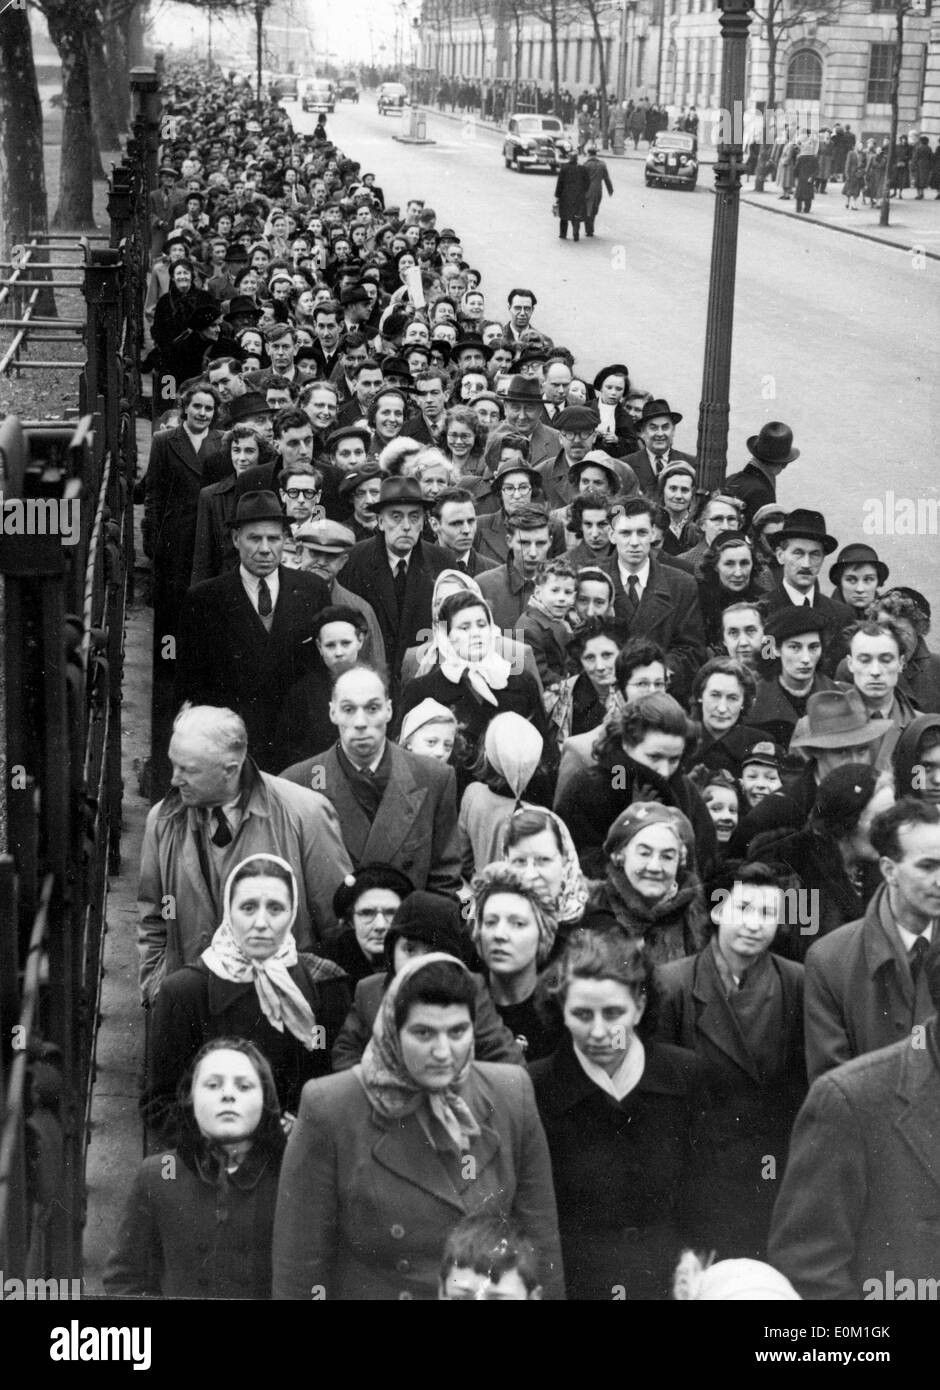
[292,98,939,605]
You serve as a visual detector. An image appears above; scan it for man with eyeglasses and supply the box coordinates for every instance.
[278,466,323,569]
[538,404,600,510]
[279,663,461,896]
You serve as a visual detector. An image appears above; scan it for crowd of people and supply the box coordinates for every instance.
[110,62,940,1302]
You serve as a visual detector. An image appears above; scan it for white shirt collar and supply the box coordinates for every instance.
[240,565,280,608]
[573,1038,646,1101]
[618,556,650,591]
[782,577,815,606]
[896,921,934,953]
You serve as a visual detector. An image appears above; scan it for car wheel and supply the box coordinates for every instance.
[504,154,512,168]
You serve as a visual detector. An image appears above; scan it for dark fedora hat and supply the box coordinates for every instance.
[368,475,435,513]
[775,508,838,555]
[747,421,800,466]
[226,391,273,424]
[453,335,491,360]
[829,542,889,588]
[500,374,545,403]
[224,294,262,323]
[226,489,287,529]
[592,362,630,391]
[790,688,894,750]
[638,397,682,426]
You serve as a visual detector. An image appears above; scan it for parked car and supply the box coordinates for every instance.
[377,82,408,115]
[270,74,298,101]
[502,113,573,172]
[338,79,360,103]
[645,131,699,189]
[303,79,335,114]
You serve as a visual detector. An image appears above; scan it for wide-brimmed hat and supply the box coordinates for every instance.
[338,465,385,498]
[453,335,491,361]
[568,451,621,491]
[226,489,286,529]
[226,391,273,423]
[592,362,630,391]
[774,508,838,555]
[790,688,894,750]
[747,421,799,466]
[500,374,544,403]
[638,397,682,426]
[224,294,262,323]
[829,542,889,588]
[368,476,435,512]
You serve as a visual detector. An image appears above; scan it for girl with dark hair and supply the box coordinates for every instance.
[106,1038,285,1298]
[697,532,765,647]
[688,655,756,773]
[142,855,351,1144]
[272,953,564,1299]
[530,931,704,1301]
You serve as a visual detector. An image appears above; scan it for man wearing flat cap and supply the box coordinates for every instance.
[763,508,855,676]
[340,477,452,688]
[177,490,331,771]
[292,518,385,666]
[537,404,601,510]
[621,399,696,496]
[724,422,800,529]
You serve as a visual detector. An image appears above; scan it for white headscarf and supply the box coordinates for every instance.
[201,854,320,1050]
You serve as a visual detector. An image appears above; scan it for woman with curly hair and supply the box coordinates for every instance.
[697,531,765,648]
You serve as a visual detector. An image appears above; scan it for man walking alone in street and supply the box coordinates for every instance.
[582,144,614,238]
[554,151,590,242]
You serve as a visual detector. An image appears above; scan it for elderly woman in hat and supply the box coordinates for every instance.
[470,862,565,1061]
[273,951,564,1299]
[331,890,524,1070]
[829,543,889,615]
[322,863,416,984]
[656,861,807,1259]
[583,802,709,964]
[142,854,352,1146]
[530,931,706,1300]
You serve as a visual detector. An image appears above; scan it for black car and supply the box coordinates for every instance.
[377,82,408,115]
[502,113,573,172]
[338,80,360,103]
[645,131,699,189]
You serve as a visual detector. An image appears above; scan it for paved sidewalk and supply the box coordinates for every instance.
[419,104,940,258]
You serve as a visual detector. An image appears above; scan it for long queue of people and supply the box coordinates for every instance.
[108,63,940,1303]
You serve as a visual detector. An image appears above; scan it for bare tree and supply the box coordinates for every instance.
[578,0,618,141]
[529,0,581,116]
[0,6,50,262]
[37,0,99,228]
[750,0,848,194]
[880,0,913,227]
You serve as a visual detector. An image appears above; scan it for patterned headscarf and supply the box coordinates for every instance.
[357,952,482,1151]
[495,808,590,926]
[202,854,320,1050]
[470,861,559,965]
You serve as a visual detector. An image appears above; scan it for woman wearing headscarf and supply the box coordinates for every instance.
[399,568,541,691]
[584,803,709,965]
[396,590,548,793]
[330,890,523,1070]
[497,806,590,940]
[272,952,565,1299]
[892,712,940,805]
[457,712,545,877]
[142,855,352,1146]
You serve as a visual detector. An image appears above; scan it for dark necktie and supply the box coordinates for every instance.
[257,577,272,618]
[626,574,640,615]
[908,935,929,985]
[803,595,812,607]
[393,559,408,608]
[211,807,233,848]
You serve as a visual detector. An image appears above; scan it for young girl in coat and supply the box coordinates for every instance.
[105,1038,285,1298]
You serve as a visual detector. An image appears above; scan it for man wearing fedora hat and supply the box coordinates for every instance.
[724,423,800,529]
[340,477,451,685]
[489,376,561,470]
[176,490,332,772]
[620,399,696,496]
[764,508,855,677]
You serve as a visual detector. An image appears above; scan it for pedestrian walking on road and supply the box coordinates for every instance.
[912,135,932,198]
[582,144,613,238]
[554,152,589,242]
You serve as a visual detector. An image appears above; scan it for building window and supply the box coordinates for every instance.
[575,38,583,84]
[871,0,895,11]
[866,43,896,104]
[786,49,823,103]
[539,38,546,80]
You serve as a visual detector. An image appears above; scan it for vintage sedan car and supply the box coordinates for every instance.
[645,131,698,189]
[338,79,360,102]
[270,74,298,101]
[302,79,335,114]
[502,113,573,172]
[378,82,408,115]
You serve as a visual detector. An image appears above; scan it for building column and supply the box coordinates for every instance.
[921,22,940,137]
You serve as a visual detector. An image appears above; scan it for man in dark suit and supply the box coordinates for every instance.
[763,508,855,675]
[399,367,448,446]
[723,421,800,530]
[340,476,451,683]
[495,376,561,469]
[620,398,696,497]
[176,491,330,771]
[803,798,940,1083]
[244,323,300,391]
[769,939,940,1299]
[280,664,461,895]
[604,496,705,702]
[310,299,346,378]
[429,488,497,577]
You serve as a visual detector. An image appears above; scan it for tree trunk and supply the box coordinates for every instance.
[513,12,521,114]
[0,8,51,259]
[85,27,118,172]
[754,30,778,193]
[103,0,131,130]
[125,0,147,68]
[41,0,97,229]
[550,4,561,118]
[588,6,608,143]
[880,4,904,227]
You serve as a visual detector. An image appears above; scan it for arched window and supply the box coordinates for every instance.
[786,50,822,103]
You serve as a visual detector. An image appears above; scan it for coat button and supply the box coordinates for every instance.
[396,1258,410,1273]
[398,1290,413,1300]
[390,1224,405,1239]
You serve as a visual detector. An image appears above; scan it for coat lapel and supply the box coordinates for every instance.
[361,746,428,864]
[319,746,372,862]
[169,427,204,479]
[691,949,762,1082]
[224,567,271,645]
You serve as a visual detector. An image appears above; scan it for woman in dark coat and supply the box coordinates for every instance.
[656,862,807,1260]
[530,931,706,1301]
[396,590,549,795]
[151,257,216,413]
[106,1038,285,1298]
[696,533,766,650]
[554,151,589,241]
[142,855,351,1145]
